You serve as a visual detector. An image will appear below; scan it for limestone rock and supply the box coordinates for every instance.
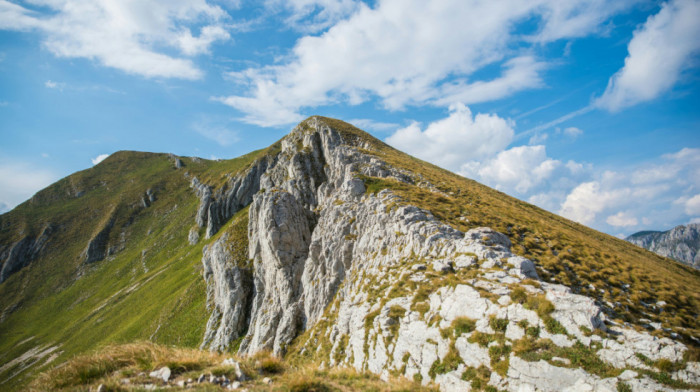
[149,366,171,382]
[0,223,53,282]
[200,232,253,352]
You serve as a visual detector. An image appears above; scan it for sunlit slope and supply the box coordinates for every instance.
[0,149,270,389]
[319,117,700,342]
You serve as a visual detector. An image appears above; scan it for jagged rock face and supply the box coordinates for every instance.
[627,224,700,269]
[83,218,114,264]
[200,232,253,352]
[197,117,698,391]
[191,159,270,239]
[239,191,313,355]
[0,224,53,283]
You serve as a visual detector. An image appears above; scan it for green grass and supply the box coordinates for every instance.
[0,150,265,389]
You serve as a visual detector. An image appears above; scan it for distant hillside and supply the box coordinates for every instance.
[627,224,700,270]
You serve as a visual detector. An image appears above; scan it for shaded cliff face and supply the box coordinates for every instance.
[627,224,700,269]
[1,117,700,391]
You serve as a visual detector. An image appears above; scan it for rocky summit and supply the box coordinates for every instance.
[1,117,699,391]
[627,224,700,270]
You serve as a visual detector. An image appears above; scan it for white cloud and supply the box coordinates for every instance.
[0,161,57,210]
[0,0,232,79]
[560,181,629,224]
[685,194,700,215]
[528,132,549,145]
[606,211,638,227]
[385,103,514,171]
[349,118,399,132]
[266,0,360,32]
[91,154,109,165]
[45,80,65,90]
[595,0,700,111]
[562,127,583,138]
[217,0,633,126]
[559,148,700,229]
[461,145,561,194]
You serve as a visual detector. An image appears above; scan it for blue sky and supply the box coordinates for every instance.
[0,0,699,237]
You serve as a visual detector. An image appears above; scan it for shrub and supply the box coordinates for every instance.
[510,286,527,304]
[489,316,509,333]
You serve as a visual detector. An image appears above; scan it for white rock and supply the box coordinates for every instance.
[148,366,171,382]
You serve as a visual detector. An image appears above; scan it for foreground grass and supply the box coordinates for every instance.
[29,342,436,392]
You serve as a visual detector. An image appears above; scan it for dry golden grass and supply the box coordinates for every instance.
[28,342,435,392]
[29,342,224,391]
[315,116,700,344]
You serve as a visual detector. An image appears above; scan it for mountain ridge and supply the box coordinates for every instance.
[1,116,699,391]
[627,223,700,270]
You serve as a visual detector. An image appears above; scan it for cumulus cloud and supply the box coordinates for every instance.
[595,0,700,111]
[461,145,561,194]
[0,161,57,210]
[685,194,700,215]
[606,211,638,227]
[385,103,514,171]
[217,0,634,126]
[560,148,700,230]
[0,0,232,79]
[91,154,109,165]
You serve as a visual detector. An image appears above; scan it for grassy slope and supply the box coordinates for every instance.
[318,117,700,342]
[0,149,272,389]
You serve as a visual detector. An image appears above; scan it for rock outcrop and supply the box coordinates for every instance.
[627,223,700,269]
[197,117,699,391]
[0,224,53,283]
[83,217,115,264]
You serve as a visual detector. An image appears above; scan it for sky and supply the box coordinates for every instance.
[0,0,699,237]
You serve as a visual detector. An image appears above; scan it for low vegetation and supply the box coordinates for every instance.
[29,342,436,392]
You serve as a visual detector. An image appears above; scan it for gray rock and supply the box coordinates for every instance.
[200,233,253,352]
[190,117,698,392]
[83,217,115,264]
[627,223,700,269]
[0,223,53,283]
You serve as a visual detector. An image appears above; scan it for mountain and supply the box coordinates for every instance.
[627,224,700,270]
[1,117,699,391]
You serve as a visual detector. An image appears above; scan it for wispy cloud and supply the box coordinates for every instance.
[517,105,593,140]
[595,0,700,111]
[0,0,233,79]
[0,161,58,211]
[45,80,65,90]
[192,121,240,146]
[216,0,635,126]
[349,118,399,132]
